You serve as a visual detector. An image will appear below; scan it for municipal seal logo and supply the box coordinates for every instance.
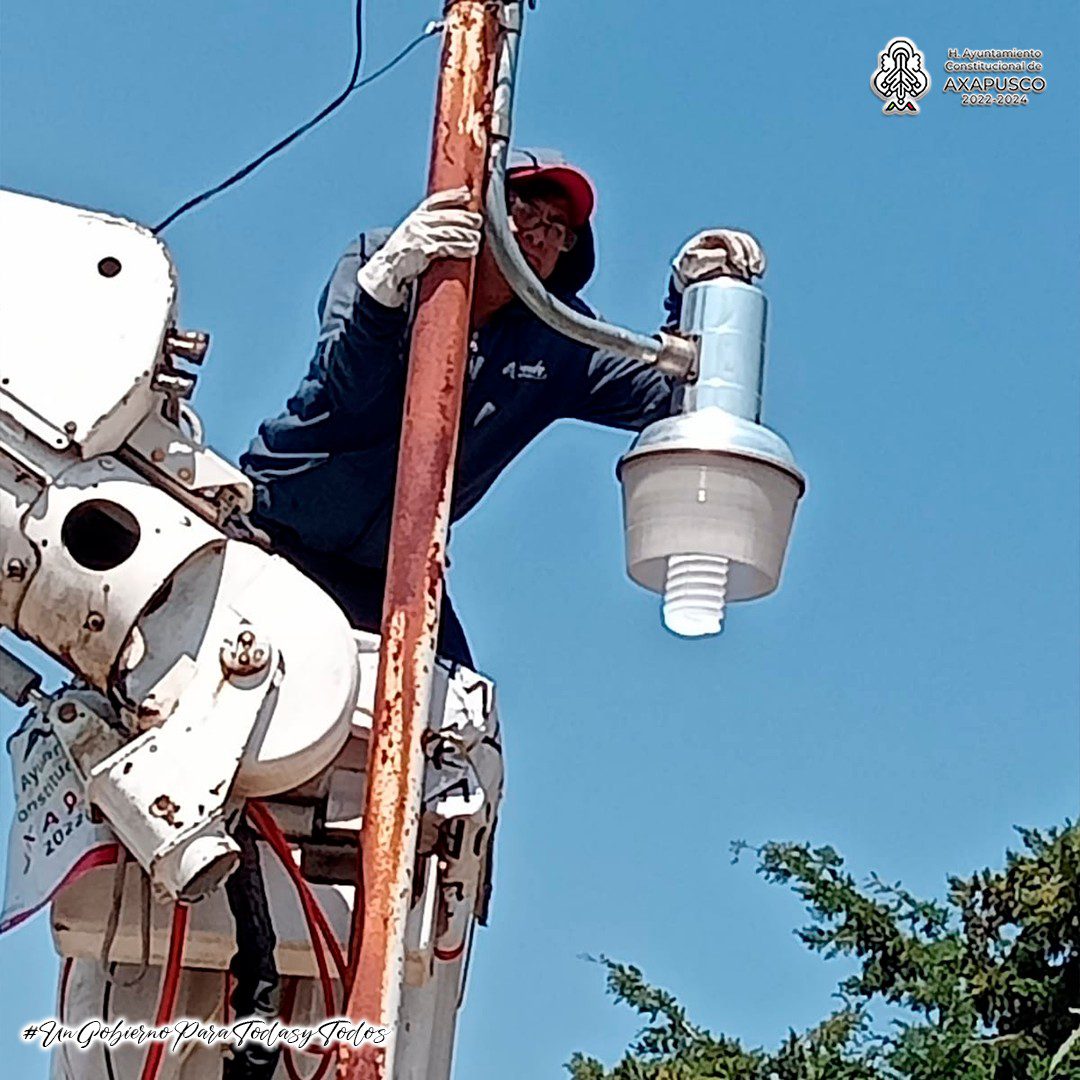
[871,37,931,114]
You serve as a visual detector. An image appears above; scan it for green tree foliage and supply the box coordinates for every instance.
[567,825,1080,1080]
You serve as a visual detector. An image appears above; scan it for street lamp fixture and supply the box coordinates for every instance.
[618,278,806,637]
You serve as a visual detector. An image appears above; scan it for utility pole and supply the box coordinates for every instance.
[338,4,502,1077]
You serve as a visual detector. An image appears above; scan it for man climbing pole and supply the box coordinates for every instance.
[240,148,765,664]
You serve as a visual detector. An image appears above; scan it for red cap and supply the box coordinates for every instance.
[506,162,595,229]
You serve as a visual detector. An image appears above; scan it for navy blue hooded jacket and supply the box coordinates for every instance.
[241,175,684,571]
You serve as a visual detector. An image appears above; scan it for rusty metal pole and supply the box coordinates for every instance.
[338,4,502,1078]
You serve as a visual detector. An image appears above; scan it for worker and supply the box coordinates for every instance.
[239,149,764,666]
[229,150,763,1075]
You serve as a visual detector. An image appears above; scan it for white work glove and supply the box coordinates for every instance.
[357,187,483,308]
[672,228,766,291]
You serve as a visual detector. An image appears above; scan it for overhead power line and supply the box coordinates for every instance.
[152,2,441,234]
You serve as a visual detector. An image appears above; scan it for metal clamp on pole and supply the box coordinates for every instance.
[484,2,697,380]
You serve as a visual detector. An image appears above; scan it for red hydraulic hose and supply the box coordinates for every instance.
[127,806,350,1080]
[248,801,349,1080]
[286,1035,334,1080]
[139,901,189,1080]
[281,976,335,1080]
[247,801,349,985]
[286,1036,334,1079]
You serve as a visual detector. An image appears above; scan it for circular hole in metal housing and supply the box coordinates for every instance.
[61,500,141,570]
[97,256,122,278]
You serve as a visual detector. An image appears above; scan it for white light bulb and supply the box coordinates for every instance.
[661,554,730,637]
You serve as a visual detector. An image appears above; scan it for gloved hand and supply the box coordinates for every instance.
[672,228,766,291]
[357,187,483,308]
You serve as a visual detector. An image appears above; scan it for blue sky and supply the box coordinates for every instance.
[1,2,1077,1077]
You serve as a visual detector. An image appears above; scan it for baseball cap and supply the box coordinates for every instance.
[506,148,595,230]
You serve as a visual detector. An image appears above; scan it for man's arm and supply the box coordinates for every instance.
[664,227,767,328]
[570,346,679,432]
[320,190,482,416]
[318,232,412,421]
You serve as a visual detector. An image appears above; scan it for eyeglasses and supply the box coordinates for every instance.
[508,191,576,252]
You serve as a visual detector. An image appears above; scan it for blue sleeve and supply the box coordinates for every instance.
[570,349,678,431]
[662,274,684,329]
[567,282,683,432]
[318,229,412,418]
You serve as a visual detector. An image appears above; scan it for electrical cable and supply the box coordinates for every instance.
[139,902,190,1080]
[248,801,350,1080]
[152,0,364,234]
[286,1035,334,1080]
[223,812,283,1080]
[152,3,441,234]
[99,847,127,969]
[103,962,120,1080]
[99,848,152,989]
[246,803,343,989]
[280,975,333,1080]
[347,842,365,986]
[279,978,313,1080]
[248,801,349,985]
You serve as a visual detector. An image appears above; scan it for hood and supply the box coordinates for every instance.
[506,147,596,298]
